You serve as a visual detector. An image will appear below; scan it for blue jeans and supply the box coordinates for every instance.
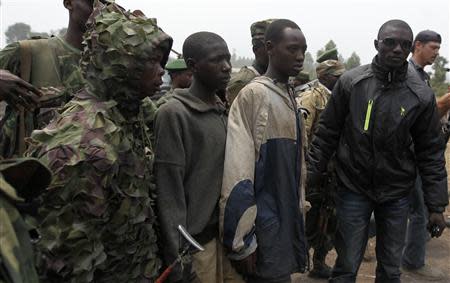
[402,176,427,269]
[330,189,410,283]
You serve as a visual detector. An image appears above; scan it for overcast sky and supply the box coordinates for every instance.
[1,0,449,74]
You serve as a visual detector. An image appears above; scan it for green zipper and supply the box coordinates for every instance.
[364,99,373,131]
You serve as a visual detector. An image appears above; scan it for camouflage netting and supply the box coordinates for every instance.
[26,1,172,282]
[81,0,172,115]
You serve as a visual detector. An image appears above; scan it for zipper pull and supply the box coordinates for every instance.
[364,99,374,132]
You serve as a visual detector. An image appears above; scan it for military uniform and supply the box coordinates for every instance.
[155,58,189,107]
[26,3,173,282]
[225,19,276,105]
[0,158,51,283]
[296,80,331,144]
[0,36,84,158]
[296,59,345,279]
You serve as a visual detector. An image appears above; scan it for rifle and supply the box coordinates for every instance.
[306,171,337,251]
[156,225,205,283]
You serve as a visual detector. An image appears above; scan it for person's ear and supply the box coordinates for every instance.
[185,58,197,73]
[415,41,423,52]
[266,41,274,56]
[63,0,73,11]
[374,39,379,51]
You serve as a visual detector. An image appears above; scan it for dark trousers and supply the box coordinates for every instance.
[330,189,409,283]
[402,176,427,269]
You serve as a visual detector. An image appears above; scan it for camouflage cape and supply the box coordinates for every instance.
[26,1,172,282]
[0,36,84,158]
[0,158,51,283]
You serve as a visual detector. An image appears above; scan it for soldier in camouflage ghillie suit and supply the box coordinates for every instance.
[0,0,96,158]
[26,1,172,282]
[225,19,275,106]
[0,158,51,283]
[296,53,345,279]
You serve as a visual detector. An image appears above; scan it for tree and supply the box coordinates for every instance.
[5,23,31,44]
[345,52,361,70]
[430,55,450,97]
[316,40,337,58]
[230,49,253,68]
[302,52,316,79]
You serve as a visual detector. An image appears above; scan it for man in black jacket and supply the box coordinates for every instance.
[307,19,448,283]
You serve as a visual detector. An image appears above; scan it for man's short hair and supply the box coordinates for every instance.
[265,19,300,44]
[377,19,412,39]
[183,32,226,61]
[412,30,441,52]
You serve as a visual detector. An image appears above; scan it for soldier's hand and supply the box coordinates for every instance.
[230,251,257,276]
[436,92,450,118]
[428,212,446,238]
[0,69,41,111]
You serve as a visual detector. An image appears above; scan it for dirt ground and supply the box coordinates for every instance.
[292,227,450,282]
[292,146,450,283]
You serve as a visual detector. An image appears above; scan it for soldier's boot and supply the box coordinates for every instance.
[308,249,332,279]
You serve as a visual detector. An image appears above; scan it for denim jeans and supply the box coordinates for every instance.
[402,176,427,269]
[330,189,410,283]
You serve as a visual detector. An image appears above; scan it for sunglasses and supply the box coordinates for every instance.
[378,38,412,51]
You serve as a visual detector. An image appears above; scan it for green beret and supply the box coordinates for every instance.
[316,59,345,77]
[0,158,51,201]
[295,70,310,82]
[166,58,188,71]
[316,48,338,63]
[251,19,277,43]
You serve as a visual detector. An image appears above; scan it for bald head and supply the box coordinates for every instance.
[183,32,227,61]
[377,19,413,40]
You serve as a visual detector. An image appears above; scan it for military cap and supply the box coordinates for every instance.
[0,158,51,201]
[414,30,442,44]
[251,19,277,45]
[316,59,345,77]
[316,48,338,63]
[165,58,188,71]
[295,70,310,82]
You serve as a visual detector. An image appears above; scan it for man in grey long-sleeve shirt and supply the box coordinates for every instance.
[154,32,243,283]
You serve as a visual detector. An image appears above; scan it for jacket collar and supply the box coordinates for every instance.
[173,89,226,113]
[371,55,408,84]
[252,76,296,110]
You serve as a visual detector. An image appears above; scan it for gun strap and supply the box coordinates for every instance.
[17,40,33,156]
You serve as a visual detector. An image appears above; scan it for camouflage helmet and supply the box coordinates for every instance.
[316,48,338,63]
[316,59,346,77]
[251,19,277,46]
[81,0,173,106]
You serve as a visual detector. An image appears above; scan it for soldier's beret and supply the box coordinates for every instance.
[414,30,441,44]
[251,19,277,44]
[295,70,310,82]
[316,48,338,63]
[165,58,188,71]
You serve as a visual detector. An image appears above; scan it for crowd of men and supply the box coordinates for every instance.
[0,0,449,283]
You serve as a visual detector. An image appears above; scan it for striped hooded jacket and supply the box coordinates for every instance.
[220,76,308,279]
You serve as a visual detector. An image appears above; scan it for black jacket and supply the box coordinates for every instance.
[308,56,448,213]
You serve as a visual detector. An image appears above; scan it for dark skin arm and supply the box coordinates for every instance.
[428,212,447,238]
[0,69,41,111]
